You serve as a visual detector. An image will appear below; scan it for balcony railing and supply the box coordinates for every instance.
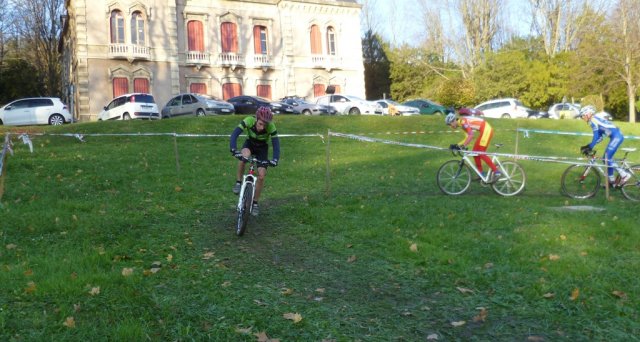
[185,51,211,65]
[252,54,273,70]
[217,52,245,69]
[108,43,150,60]
[310,54,343,71]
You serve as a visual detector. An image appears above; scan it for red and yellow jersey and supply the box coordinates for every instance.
[457,116,493,147]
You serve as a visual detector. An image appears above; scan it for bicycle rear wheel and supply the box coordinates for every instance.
[492,161,526,196]
[620,164,640,201]
[236,183,253,236]
[436,160,471,195]
[561,164,600,199]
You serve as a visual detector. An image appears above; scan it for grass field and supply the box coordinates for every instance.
[1,115,639,341]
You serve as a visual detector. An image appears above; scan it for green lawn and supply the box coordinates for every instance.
[1,115,639,341]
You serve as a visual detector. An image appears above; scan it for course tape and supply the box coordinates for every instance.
[329,131,638,167]
[518,128,640,140]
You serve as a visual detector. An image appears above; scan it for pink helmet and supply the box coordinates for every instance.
[256,106,273,123]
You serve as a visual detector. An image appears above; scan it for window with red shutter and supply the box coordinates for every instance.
[222,83,242,100]
[256,85,271,99]
[187,20,204,51]
[253,26,267,54]
[313,84,325,97]
[310,25,322,54]
[221,22,238,53]
[113,77,129,97]
[133,78,149,93]
[190,83,207,94]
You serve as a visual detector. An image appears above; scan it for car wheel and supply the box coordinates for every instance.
[434,111,443,116]
[196,109,205,117]
[348,107,361,115]
[501,113,511,119]
[123,113,131,120]
[48,114,65,125]
[302,109,312,115]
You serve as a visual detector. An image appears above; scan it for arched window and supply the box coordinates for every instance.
[310,25,321,54]
[326,26,336,55]
[131,11,145,45]
[110,10,125,44]
[253,25,268,54]
[221,22,238,53]
[187,20,205,51]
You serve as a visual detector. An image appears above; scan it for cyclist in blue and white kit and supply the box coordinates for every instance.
[578,105,631,186]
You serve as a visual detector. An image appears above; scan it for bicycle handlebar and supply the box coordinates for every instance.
[235,155,271,166]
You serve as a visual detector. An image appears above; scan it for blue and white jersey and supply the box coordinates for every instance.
[587,113,622,148]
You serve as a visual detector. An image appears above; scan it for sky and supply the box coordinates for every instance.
[365,0,530,47]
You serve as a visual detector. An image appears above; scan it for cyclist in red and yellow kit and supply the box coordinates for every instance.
[445,111,501,182]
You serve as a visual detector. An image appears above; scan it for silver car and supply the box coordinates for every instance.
[281,98,336,115]
[162,93,234,118]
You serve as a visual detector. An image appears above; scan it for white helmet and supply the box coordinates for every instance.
[579,105,596,118]
[445,113,457,125]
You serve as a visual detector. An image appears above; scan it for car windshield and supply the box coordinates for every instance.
[196,94,220,101]
[255,96,271,102]
[386,100,400,106]
[515,100,525,107]
[346,96,366,102]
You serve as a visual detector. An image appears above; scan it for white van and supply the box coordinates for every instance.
[98,93,160,120]
[474,98,530,119]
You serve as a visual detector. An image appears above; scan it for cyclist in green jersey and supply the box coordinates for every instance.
[229,106,280,216]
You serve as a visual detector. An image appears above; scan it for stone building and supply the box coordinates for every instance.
[59,0,365,121]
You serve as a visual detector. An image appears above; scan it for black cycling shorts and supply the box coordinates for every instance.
[242,139,269,165]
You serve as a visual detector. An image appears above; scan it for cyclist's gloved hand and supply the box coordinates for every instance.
[269,159,278,167]
[449,144,461,151]
[580,144,592,155]
[230,148,237,156]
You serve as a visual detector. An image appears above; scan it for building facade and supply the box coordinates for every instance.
[60,0,365,121]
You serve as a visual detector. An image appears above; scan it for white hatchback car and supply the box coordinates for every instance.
[98,93,160,120]
[375,99,420,116]
[474,98,530,119]
[0,97,72,126]
[315,94,382,115]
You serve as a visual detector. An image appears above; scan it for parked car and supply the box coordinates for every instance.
[315,94,382,115]
[280,98,336,115]
[474,98,530,119]
[0,97,72,126]
[458,107,484,117]
[375,99,419,116]
[98,93,160,120]
[547,103,581,119]
[402,99,447,115]
[161,93,234,118]
[227,95,293,115]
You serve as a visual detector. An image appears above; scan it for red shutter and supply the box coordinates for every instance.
[253,26,262,54]
[310,25,322,54]
[190,83,207,94]
[133,78,149,93]
[221,22,238,53]
[256,85,271,99]
[313,84,325,97]
[330,84,341,94]
[187,21,204,51]
[113,77,129,97]
[222,83,242,100]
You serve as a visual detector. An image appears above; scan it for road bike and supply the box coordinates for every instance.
[560,148,640,201]
[436,144,526,196]
[234,156,269,236]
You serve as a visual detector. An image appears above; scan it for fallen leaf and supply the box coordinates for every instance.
[63,316,76,328]
[527,336,545,341]
[202,252,215,260]
[24,269,33,276]
[254,331,280,342]
[281,288,294,296]
[560,234,567,240]
[221,281,232,287]
[409,243,418,252]
[543,292,555,299]
[427,333,439,340]
[166,254,173,262]
[89,287,100,296]
[612,290,627,299]
[235,327,252,334]
[121,268,134,276]
[25,281,37,294]
[484,262,494,269]
[347,255,357,263]
[549,254,560,261]
[283,312,303,323]
[73,304,81,312]
[315,288,325,293]
[570,288,580,301]
[456,287,474,294]
[174,186,183,192]
[473,307,488,322]
[451,320,466,327]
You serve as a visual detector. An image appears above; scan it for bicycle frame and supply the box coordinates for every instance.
[236,157,262,213]
[579,148,634,184]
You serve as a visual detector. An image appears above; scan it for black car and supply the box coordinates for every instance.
[227,95,293,115]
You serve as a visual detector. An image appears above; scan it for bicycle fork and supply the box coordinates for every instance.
[237,174,256,212]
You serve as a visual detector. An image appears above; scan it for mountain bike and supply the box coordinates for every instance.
[560,148,640,201]
[436,144,526,196]
[234,156,269,236]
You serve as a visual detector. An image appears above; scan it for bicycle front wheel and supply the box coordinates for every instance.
[236,183,253,236]
[437,160,472,195]
[561,164,600,199]
[620,164,640,201]
[492,161,526,196]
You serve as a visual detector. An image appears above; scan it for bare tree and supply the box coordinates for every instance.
[0,0,12,67]
[360,0,381,37]
[611,0,640,122]
[456,0,502,68]
[10,0,64,96]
